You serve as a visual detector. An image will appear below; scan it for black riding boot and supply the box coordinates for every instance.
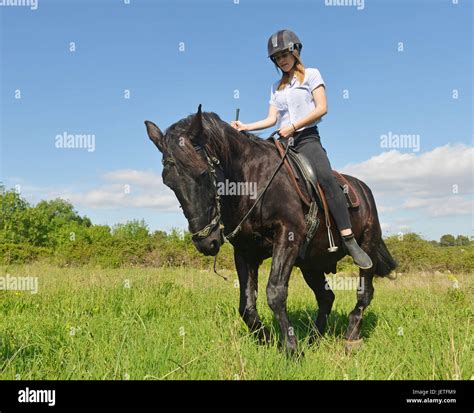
[342,233,373,269]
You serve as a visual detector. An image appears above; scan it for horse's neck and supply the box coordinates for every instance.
[215,129,278,221]
[216,129,273,181]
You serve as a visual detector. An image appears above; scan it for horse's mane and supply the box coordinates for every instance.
[163,111,274,169]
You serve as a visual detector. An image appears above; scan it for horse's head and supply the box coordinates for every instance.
[145,105,225,256]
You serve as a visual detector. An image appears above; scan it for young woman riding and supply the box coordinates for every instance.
[230,29,372,269]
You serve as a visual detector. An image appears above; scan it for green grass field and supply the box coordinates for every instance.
[0,263,472,380]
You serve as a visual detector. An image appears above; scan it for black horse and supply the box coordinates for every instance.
[145,105,397,354]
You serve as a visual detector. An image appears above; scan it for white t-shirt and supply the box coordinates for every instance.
[269,67,325,131]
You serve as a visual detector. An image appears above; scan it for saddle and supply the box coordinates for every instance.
[269,136,360,258]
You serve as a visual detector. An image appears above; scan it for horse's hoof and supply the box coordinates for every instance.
[282,338,300,358]
[256,327,273,345]
[344,338,363,354]
[285,346,304,360]
[308,332,324,347]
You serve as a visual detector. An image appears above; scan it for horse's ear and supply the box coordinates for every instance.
[145,120,164,152]
[188,104,207,147]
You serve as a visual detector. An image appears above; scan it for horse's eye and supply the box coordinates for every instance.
[199,170,208,177]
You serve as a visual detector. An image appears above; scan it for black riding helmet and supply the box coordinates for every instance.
[267,29,303,65]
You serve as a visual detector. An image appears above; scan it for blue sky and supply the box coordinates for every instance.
[1,0,472,241]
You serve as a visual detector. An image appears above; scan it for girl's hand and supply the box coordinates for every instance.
[230,120,247,131]
[278,124,295,138]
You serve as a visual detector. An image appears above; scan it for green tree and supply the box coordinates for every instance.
[87,225,112,244]
[455,235,470,246]
[0,188,31,243]
[402,233,423,242]
[30,199,91,247]
[440,234,456,247]
[112,219,149,241]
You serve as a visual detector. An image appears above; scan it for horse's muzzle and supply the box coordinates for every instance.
[192,228,223,256]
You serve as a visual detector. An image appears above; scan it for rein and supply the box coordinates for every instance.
[173,130,290,281]
[224,131,290,240]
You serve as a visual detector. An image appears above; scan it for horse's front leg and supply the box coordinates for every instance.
[266,227,301,355]
[234,250,270,343]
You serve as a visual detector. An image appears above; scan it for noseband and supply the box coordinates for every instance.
[189,144,226,243]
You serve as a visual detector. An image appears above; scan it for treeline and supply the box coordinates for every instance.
[0,187,234,269]
[1,187,472,273]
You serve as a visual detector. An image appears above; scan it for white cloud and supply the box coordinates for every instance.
[102,169,163,189]
[380,222,391,232]
[8,144,473,222]
[402,198,431,209]
[61,187,178,210]
[377,205,396,213]
[58,170,179,210]
[9,170,179,212]
[341,144,473,217]
[380,219,415,235]
[414,196,473,217]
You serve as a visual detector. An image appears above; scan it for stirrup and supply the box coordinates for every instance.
[327,226,339,253]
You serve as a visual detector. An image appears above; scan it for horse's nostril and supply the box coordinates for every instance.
[210,240,218,250]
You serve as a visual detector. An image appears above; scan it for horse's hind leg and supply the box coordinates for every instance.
[301,268,335,340]
[345,254,376,350]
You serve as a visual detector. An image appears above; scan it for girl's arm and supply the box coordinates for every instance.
[231,105,278,131]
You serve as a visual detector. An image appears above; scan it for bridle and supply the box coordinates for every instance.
[190,130,290,242]
[163,130,290,278]
[162,143,227,243]
[189,144,226,244]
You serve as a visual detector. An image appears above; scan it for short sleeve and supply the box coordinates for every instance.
[307,68,325,91]
[269,83,277,106]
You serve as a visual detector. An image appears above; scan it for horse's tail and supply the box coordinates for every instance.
[375,238,397,277]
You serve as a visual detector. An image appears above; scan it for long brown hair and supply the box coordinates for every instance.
[275,49,305,91]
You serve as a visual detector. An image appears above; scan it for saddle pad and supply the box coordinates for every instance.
[333,171,360,208]
[270,136,360,208]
